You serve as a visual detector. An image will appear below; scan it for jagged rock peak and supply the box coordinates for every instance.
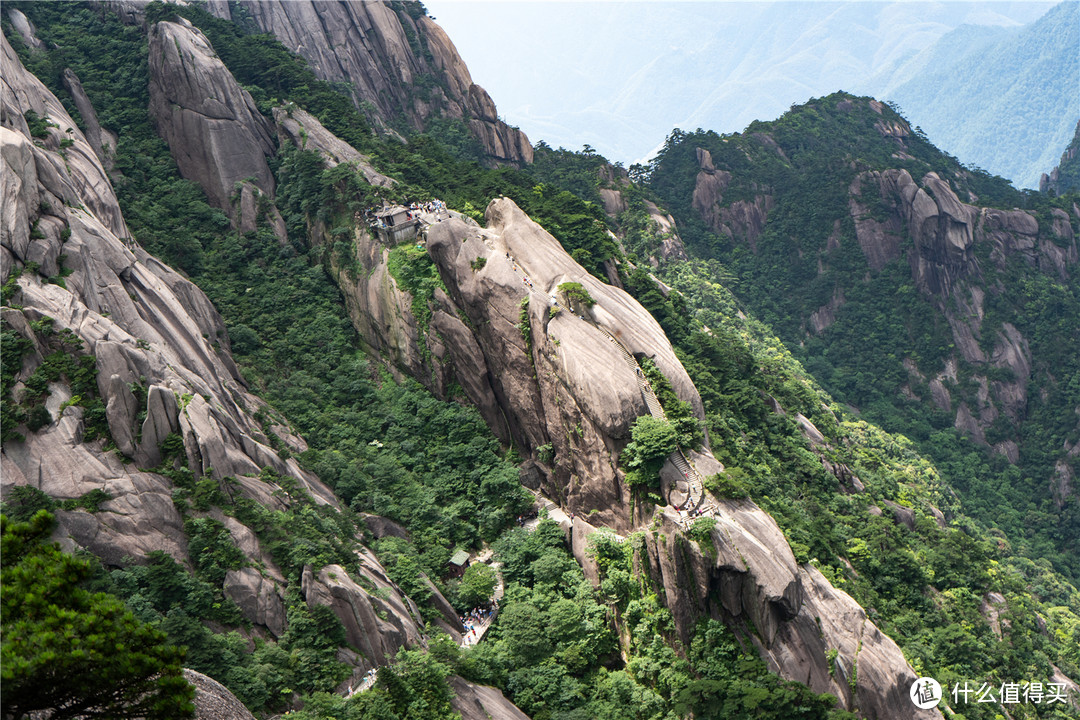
[2,30,332,556]
[0,36,448,668]
[206,0,532,166]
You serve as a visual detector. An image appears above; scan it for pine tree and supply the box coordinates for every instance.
[1,511,195,719]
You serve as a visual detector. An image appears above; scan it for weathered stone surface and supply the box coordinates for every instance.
[302,562,424,669]
[136,384,181,468]
[209,0,530,165]
[423,198,707,530]
[808,289,845,334]
[7,8,44,49]
[224,567,286,638]
[643,504,939,719]
[61,69,117,170]
[1,35,335,590]
[184,669,256,720]
[273,105,393,187]
[882,499,916,531]
[360,513,410,541]
[570,517,601,586]
[448,675,531,720]
[2,36,128,239]
[147,19,275,216]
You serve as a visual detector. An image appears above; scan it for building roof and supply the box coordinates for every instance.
[375,206,409,218]
[448,550,470,567]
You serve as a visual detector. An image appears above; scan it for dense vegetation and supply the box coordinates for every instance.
[1,512,195,719]
[4,2,1079,719]
[643,94,1080,587]
[515,113,1080,717]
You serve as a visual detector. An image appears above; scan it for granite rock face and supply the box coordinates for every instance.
[301,560,425,671]
[205,0,531,166]
[147,19,277,232]
[422,198,706,531]
[448,675,532,720]
[643,505,940,720]
[185,669,256,720]
[847,167,1077,457]
[0,36,425,661]
[61,68,118,171]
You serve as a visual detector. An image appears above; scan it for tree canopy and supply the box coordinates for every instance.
[1,511,195,720]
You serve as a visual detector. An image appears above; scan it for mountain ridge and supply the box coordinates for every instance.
[3,3,1079,719]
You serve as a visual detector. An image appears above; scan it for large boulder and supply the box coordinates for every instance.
[302,561,425,669]
[184,669,256,720]
[448,675,531,720]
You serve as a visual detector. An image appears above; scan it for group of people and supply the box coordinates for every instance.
[410,199,446,215]
[461,602,498,647]
[346,667,379,697]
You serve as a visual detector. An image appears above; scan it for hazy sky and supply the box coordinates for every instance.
[425,1,1056,165]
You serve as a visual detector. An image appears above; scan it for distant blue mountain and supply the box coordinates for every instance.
[864,1,1079,188]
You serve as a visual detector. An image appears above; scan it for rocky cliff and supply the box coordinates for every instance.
[1041,119,1080,196]
[1,28,440,695]
[2,25,535,715]
[641,505,937,719]
[278,102,935,711]
[203,0,532,166]
[147,17,284,237]
[667,96,1080,476]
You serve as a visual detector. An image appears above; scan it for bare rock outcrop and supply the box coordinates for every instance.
[61,69,117,171]
[1,31,337,627]
[844,166,1073,454]
[424,198,706,530]
[184,669,256,720]
[643,505,939,719]
[206,0,531,166]
[302,561,425,670]
[1039,120,1079,196]
[147,19,277,232]
[449,675,531,720]
[273,105,393,188]
[6,8,44,50]
[691,146,774,251]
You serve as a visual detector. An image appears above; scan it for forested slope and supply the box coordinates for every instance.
[645,94,1080,588]
[2,3,1079,720]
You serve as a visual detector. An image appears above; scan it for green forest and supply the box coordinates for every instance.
[2,2,1079,720]
[642,97,1080,587]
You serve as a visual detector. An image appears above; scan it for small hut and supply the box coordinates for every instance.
[447,549,471,578]
[373,205,419,245]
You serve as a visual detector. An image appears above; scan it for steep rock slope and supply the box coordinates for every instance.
[147,17,283,236]
[284,107,935,710]
[205,0,531,166]
[2,27,531,717]
[1,29,423,681]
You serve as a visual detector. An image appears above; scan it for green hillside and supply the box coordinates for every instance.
[881,0,1079,188]
[3,3,1080,719]
[645,93,1080,587]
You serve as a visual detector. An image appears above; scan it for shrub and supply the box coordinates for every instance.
[557,281,596,309]
[703,469,751,499]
